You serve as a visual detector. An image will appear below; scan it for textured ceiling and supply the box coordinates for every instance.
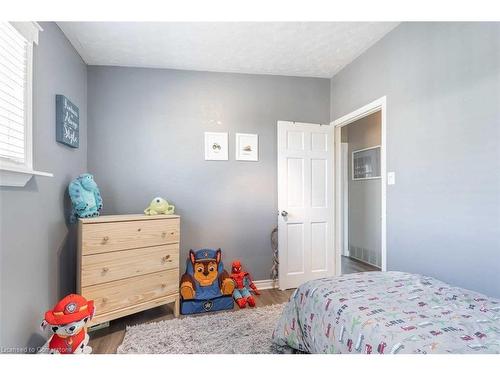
[57,22,399,78]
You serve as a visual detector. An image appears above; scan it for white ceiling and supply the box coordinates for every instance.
[57,22,399,78]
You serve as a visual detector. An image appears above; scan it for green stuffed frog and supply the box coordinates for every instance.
[144,197,175,215]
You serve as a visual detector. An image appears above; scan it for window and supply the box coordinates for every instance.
[0,21,50,187]
[0,22,30,165]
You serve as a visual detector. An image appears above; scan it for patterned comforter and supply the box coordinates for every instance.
[272,272,500,354]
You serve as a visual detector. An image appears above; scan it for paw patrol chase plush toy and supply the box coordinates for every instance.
[41,294,95,354]
[180,249,235,314]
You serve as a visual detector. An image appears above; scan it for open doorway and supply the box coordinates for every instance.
[333,97,387,275]
[340,111,381,273]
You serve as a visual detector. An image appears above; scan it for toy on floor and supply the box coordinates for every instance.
[230,260,260,308]
[180,248,235,314]
[40,294,95,354]
[144,197,175,215]
[68,173,103,223]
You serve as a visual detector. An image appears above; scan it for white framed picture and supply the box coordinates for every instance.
[235,133,258,161]
[204,132,228,160]
[352,145,381,180]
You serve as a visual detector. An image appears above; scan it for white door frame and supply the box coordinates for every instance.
[331,96,387,273]
[341,142,349,257]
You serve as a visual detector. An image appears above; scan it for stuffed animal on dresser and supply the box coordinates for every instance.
[68,173,103,222]
[144,197,175,215]
[41,294,95,354]
[180,248,235,314]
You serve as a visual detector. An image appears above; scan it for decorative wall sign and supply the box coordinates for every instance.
[56,94,79,148]
[235,133,258,161]
[204,132,228,160]
[352,145,381,180]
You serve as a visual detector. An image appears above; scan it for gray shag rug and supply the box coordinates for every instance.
[117,303,287,354]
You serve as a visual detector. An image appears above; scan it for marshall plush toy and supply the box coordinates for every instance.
[230,260,260,308]
[41,294,95,354]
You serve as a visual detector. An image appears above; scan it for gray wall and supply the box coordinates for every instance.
[342,111,381,267]
[0,22,87,350]
[87,66,330,280]
[331,22,500,297]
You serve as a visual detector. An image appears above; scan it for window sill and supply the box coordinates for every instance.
[0,165,53,187]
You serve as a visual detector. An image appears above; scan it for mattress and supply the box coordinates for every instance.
[272,271,500,354]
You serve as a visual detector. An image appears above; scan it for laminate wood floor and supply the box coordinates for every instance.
[341,255,380,274]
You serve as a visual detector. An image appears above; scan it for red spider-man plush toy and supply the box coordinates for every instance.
[230,260,260,308]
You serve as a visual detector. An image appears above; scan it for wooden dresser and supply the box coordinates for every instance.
[77,214,180,325]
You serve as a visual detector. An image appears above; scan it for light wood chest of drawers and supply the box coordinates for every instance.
[77,214,180,325]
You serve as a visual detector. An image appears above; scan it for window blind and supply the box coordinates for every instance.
[0,22,28,164]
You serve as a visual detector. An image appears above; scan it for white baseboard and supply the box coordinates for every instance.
[253,279,279,290]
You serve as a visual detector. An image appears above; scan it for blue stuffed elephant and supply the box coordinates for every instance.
[68,173,103,223]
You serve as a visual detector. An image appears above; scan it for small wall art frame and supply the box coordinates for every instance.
[56,94,79,148]
[204,132,228,160]
[235,133,258,161]
[352,145,381,180]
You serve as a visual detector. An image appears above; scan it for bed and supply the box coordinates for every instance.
[272,271,500,354]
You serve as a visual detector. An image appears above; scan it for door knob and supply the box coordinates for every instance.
[281,210,288,217]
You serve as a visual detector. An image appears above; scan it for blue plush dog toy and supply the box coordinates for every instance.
[179,249,235,314]
[68,173,103,223]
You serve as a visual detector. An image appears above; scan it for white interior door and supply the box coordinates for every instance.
[277,121,335,290]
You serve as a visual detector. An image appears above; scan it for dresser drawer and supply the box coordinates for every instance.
[81,244,179,287]
[81,218,179,255]
[82,269,178,315]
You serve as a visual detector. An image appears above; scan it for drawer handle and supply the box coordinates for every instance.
[102,267,109,273]
[161,232,166,237]
[102,298,108,304]
[137,228,141,232]
[102,236,109,243]
[162,255,171,263]
[161,283,167,289]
